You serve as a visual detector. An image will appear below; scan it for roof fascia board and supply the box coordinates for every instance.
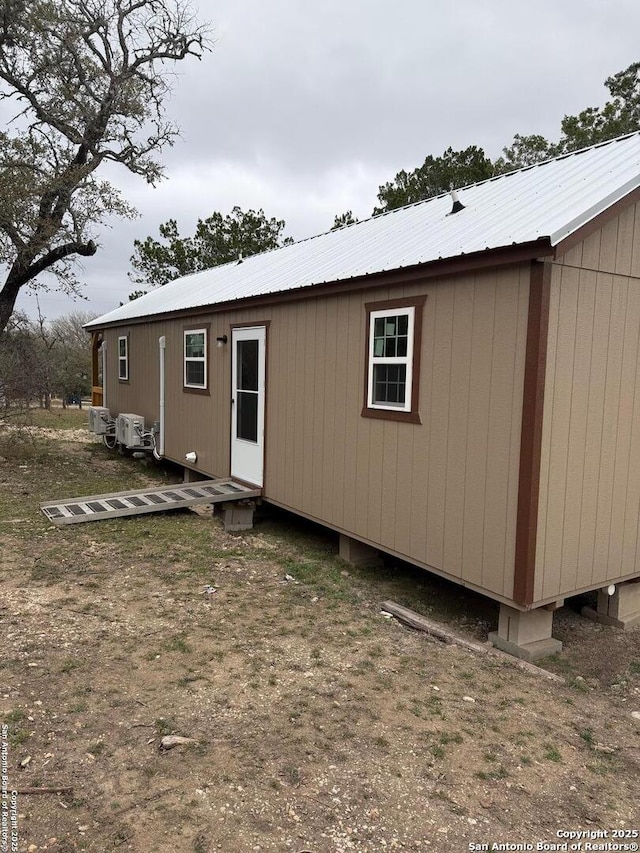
[550,179,640,246]
[553,184,640,259]
[87,239,552,331]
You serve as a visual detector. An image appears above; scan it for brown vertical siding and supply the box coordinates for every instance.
[615,205,635,277]
[104,311,255,477]
[408,285,435,561]
[103,323,163,427]
[461,270,496,584]
[425,281,453,568]
[632,206,640,277]
[302,300,317,513]
[320,298,338,522]
[442,278,474,577]
[100,264,530,603]
[327,296,347,526]
[536,202,640,601]
[394,419,414,552]
[265,269,529,599]
[491,265,537,601]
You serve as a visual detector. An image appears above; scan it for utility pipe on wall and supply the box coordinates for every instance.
[102,340,107,408]
[154,336,166,460]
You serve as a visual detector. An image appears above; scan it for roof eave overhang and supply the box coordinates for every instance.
[553,183,640,257]
[86,237,554,331]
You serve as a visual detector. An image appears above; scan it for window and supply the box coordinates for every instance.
[118,335,129,381]
[362,296,426,423]
[184,329,207,389]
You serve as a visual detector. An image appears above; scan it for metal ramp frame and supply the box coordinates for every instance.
[40,479,261,526]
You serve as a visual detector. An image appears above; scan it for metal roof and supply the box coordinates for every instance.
[87,132,640,329]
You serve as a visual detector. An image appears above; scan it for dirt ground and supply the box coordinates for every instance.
[0,415,639,853]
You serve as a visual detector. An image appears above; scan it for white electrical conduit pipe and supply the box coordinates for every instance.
[101,339,107,409]
[154,336,166,460]
[101,340,118,448]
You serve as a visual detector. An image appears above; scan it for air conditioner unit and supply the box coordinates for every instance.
[88,406,111,435]
[116,413,145,447]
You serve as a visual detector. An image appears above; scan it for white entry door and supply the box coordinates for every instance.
[231,326,266,487]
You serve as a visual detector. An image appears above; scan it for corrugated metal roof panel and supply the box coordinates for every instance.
[87,132,640,328]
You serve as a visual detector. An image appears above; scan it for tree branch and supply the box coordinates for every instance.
[0,0,211,336]
[4,241,95,303]
[0,216,25,250]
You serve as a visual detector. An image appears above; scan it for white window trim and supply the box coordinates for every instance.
[367,306,415,412]
[118,335,129,381]
[184,328,207,389]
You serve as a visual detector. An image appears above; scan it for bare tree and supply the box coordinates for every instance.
[0,307,96,422]
[0,311,44,417]
[0,0,210,335]
[50,309,97,406]
[33,297,57,409]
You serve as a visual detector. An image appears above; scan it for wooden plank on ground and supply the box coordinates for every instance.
[381,600,564,682]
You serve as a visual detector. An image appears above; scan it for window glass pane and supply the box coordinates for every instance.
[119,359,127,380]
[368,307,414,412]
[372,364,406,406]
[237,390,258,441]
[185,333,205,358]
[238,340,258,391]
[372,313,411,361]
[185,361,205,386]
[119,338,127,357]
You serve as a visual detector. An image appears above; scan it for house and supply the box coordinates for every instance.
[86,132,640,661]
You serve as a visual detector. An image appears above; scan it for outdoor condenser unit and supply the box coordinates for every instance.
[116,413,145,447]
[88,406,111,435]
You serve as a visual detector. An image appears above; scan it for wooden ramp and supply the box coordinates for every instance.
[40,480,261,526]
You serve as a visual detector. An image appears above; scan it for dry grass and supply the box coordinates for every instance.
[0,426,639,852]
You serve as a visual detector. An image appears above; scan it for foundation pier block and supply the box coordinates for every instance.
[489,604,562,662]
[339,534,382,568]
[582,580,640,629]
[183,467,201,483]
[220,501,255,533]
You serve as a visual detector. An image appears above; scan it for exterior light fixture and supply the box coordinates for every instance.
[216,335,228,348]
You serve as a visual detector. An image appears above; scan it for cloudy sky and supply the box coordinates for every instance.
[14,0,640,321]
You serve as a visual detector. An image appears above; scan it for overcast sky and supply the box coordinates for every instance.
[14,0,640,322]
